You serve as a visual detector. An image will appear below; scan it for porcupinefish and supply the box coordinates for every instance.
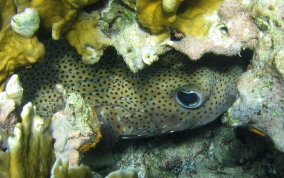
[18,40,245,139]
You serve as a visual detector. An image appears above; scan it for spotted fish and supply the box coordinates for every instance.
[18,40,246,139]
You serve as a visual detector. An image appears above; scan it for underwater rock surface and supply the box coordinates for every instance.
[84,121,284,178]
[222,0,284,152]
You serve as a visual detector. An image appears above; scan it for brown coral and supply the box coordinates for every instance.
[0,0,45,90]
[137,0,185,34]
[65,12,110,64]
[0,0,109,90]
[14,0,101,40]
[15,0,109,64]
[137,0,223,37]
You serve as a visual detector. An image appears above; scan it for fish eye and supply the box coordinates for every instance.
[175,87,204,109]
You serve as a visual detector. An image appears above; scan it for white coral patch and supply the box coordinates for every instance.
[82,46,103,64]
[5,74,23,105]
[11,8,40,38]
[142,48,159,65]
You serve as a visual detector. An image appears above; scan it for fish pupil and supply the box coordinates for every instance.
[178,91,198,104]
[184,93,198,104]
[176,90,202,109]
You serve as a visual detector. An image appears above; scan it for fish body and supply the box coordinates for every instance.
[18,40,244,138]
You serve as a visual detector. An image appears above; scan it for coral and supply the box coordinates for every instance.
[50,158,92,178]
[100,0,258,72]
[0,75,23,107]
[222,0,284,152]
[11,0,111,65]
[100,0,173,72]
[0,28,45,90]
[11,8,40,37]
[105,0,256,72]
[0,75,23,146]
[100,0,167,72]
[65,12,110,64]
[51,84,102,168]
[0,0,112,89]
[0,75,22,130]
[173,0,223,37]
[0,75,22,178]
[136,0,223,37]
[8,102,54,178]
[0,0,260,88]
[169,0,258,60]
[0,0,45,91]
[111,22,170,72]
[0,75,54,177]
[136,0,184,35]
[14,0,100,40]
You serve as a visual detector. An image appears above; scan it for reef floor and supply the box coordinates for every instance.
[83,118,284,178]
